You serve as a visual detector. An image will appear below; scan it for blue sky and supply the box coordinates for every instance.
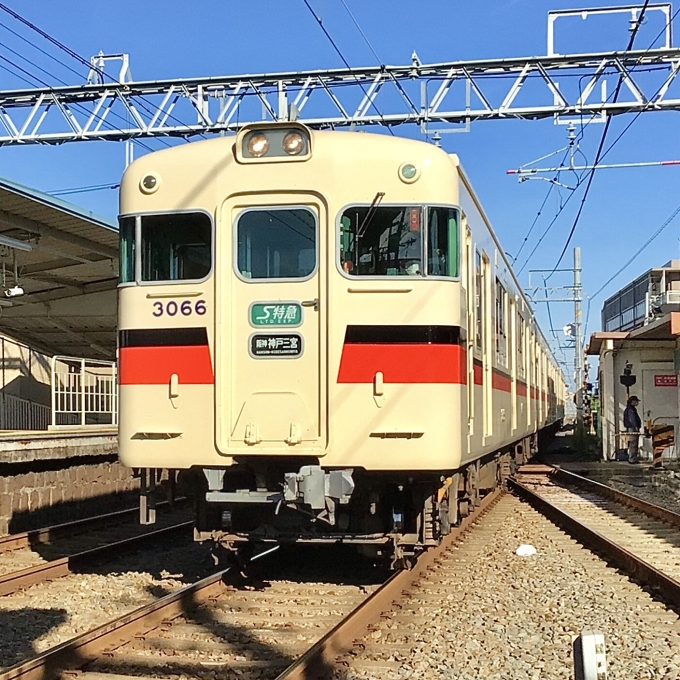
[0,0,677,384]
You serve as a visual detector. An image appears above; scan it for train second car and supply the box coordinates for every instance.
[118,123,565,566]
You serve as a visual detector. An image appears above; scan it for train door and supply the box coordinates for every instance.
[465,227,474,437]
[481,253,493,439]
[215,194,327,453]
[510,297,517,432]
[528,332,535,428]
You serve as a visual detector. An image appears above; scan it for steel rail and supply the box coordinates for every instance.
[0,520,192,596]
[551,466,680,528]
[0,498,186,554]
[509,477,680,609]
[0,567,230,680]
[0,487,505,680]
[275,486,505,680]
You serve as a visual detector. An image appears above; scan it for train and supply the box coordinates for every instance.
[117,122,566,567]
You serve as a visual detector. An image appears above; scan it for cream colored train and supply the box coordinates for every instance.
[118,122,565,566]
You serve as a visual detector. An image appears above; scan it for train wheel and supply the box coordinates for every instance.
[439,501,451,536]
[467,463,481,507]
[447,473,461,527]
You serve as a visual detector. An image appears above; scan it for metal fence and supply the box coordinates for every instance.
[0,392,50,430]
[51,356,117,428]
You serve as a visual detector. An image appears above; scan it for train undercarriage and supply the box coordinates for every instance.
[159,429,555,569]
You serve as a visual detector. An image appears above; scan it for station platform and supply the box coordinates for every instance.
[0,428,133,536]
[0,427,117,464]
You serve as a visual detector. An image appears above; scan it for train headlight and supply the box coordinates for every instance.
[237,124,312,163]
[282,131,305,155]
[247,133,270,157]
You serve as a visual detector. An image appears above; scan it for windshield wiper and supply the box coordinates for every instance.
[356,191,385,239]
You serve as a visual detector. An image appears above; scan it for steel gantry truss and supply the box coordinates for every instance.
[1,48,680,144]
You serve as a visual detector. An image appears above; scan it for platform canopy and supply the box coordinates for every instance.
[0,177,118,360]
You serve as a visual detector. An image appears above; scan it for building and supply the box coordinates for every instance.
[589,261,680,461]
[602,260,680,332]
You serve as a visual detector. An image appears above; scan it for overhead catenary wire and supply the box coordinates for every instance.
[512,148,570,267]
[0,3,204,143]
[519,2,676,276]
[545,0,655,278]
[301,0,395,135]
[337,0,419,118]
[0,41,158,153]
[0,18,85,81]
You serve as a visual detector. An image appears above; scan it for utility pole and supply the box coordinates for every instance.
[574,247,583,428]
[525,245,584,427]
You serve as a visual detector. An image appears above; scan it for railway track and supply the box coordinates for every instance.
[0,498,187,555]
[0,504,192,596]
[0,489,504,680]
[511,464,680,608]
[4,467,678,679]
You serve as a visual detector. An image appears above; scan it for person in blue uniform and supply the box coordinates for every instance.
[623,395,642,464]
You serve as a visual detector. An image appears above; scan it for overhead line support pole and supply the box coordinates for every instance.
[574,247,584,429]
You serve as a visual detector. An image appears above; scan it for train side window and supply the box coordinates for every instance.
[119,216,135,284]
[427,207,459,277]
[495,279,507,366]
[475,250,483,351]
[237,208,316,280]
[340,206,423,276]
[140,212,211,282]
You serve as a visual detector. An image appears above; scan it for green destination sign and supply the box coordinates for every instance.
[250,302,302,327]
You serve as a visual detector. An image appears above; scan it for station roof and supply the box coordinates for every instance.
[0,177,118,360]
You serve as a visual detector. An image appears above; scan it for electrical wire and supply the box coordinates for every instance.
[545,0,657,277]
[591,203,680,302]
[0,38,69,85]
[0,4,203,142]
[581,194,680,341]
[0,18,84,81]
[516,186,580,276]
[301,0,395,134]
[512,149,570,266]
[0,60,35,87]
[519,3,674,276]
[0,40,158,153]
[337,0,419,118]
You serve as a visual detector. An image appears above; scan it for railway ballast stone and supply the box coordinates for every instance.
[336,495,680,679]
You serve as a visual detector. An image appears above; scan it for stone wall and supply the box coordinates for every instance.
[0,457,139,535]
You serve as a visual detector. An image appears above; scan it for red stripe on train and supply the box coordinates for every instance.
[337,343,466,384]
[473,361,483,386]
[492,369,512,393]
[119,346,214,385]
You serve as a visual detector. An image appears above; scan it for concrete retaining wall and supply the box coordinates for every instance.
[0,458,138,535]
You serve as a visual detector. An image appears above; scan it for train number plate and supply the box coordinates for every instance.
[249,333,303,358]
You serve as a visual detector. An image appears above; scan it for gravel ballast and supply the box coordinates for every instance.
[338,494,680,680]
[0,538,211,670]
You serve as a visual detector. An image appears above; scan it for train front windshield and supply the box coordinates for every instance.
[340,206,459,277]
[118,212,212,284]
